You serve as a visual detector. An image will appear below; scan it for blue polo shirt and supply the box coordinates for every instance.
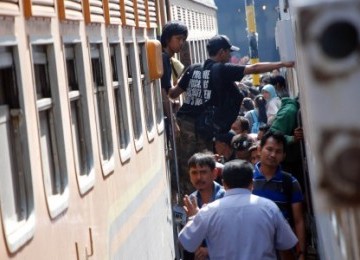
[189,181,225,208]
[252,162,303,222]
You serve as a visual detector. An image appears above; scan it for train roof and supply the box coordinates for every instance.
[191,0,217,9]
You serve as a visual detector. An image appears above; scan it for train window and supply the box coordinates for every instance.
[109,43,131,162]
[125,43,144,151]
[32,44,69,218]
[89,43,114,176]
[64,44,95,194]
[0,46,35,253]
[138,43,155,140]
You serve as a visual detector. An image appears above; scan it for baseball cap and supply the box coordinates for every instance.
[207,35,240,54]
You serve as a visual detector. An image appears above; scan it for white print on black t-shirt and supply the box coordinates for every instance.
[183,69,211,106]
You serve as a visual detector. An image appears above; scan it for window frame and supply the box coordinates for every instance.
[137,41,155,142]
[0,45,35,253]
[89,42,115,176]
[108,41,132,163]
[63,42,95,194]
[31,41,69,219]
[124,39,144,152]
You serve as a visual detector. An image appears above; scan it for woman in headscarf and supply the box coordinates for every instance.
[261,84,281,124]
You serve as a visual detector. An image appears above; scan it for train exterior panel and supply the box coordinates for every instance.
[0,0,217,259]
[277,0,360,259]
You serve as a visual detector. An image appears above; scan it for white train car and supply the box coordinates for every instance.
[0,0,218,259]
[277,0,360,259]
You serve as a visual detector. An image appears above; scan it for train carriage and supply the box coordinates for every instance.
[0,0,217,259]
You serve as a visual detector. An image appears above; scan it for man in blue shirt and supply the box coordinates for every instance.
[179,159,297,260]
[252,131,305,260]
[182,152,225,260]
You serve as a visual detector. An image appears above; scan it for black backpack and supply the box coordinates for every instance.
[282,171,294,227]
[195,63,244,140]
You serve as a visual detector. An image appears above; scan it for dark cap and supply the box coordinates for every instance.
[207,35,240,54]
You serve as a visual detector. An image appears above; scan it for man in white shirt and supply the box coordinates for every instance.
[179,159,298,260]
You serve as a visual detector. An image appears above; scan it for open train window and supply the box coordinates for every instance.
[64,44,95,194]
[125,43,144,151]
[90,43,114,176]
[153,79,164,133]
[0,46,35,253]
[138,42,155,141]
[32,44,69,218]
[109,43,131,162]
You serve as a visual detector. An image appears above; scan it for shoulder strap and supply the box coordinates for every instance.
[282,171,294,225]
[282,171,293,202]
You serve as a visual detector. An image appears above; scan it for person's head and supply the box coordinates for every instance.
[242,97,254,111]
[261,84,277,101]
[257,124,270,141]
[231,116,250,134]
[206,35,239,62]
[160,21,188,55]
[272,68,281,77]
[260,74,272,86]
[271,75,286,88]
[271,75,288,97]
[188,152,217,191]
[259,131,287,168]
[214,130,236,159]
[254,95,267,124]
[231,134,254,161]
[249,144,260,165]
[222,159,254,189]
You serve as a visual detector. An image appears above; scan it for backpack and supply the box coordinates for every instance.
[282,171,294,227]
[195,63,243,140]
[250,110,261,133]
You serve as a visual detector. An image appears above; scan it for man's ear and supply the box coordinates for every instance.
[222,179,229,190]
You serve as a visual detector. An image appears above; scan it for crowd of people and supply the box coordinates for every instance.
[160,21,307,260]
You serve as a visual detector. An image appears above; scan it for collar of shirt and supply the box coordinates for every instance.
[194,181,225,208]
[253,162,283,181]
[224,188,251,197]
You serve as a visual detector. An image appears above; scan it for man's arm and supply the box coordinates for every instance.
[178,211,207,252]
[168,85,185,99]
[244,61,294,75]
[292,202,306,260]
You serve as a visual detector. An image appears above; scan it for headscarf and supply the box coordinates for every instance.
[262,84,277,100]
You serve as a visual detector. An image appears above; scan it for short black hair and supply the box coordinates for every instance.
[160,21,188,47]
[270,75,286,88]
[242,97,254,111]
[222,159,254,188]
[260,130,287,151]
[188,152,216,170]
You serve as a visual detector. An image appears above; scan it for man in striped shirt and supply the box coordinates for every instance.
[252,131,305,260]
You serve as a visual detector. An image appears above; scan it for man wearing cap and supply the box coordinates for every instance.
[168,34,294,196]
